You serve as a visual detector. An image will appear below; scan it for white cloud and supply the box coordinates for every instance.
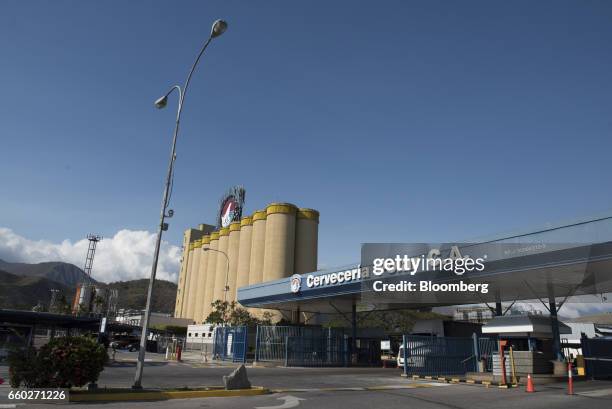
[514,297,612,318]
[0,227,181,283]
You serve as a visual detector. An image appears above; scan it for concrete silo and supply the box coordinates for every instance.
[174,234,192,318]
[248,210,267,286]
[227,222,241,303]
[213,227,230,305]
[193,235,210,323]
[263,203,297,282]
[294,208,319,274]
[176,225,214,318]
[294,208,320,324]
[236,216,253,301]
[185,239,202,320]
[181,243,195,318]
[202,231,219,320]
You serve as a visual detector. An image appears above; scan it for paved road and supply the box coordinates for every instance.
[95,351,413,390]
[2,352,612,408]
[25,381,612,409]
[101,363,411,389]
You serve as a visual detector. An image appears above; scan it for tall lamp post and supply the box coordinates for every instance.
[203,247,230,325]
[132,19,228,390]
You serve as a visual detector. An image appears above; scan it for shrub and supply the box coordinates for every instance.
[8,336,108,388]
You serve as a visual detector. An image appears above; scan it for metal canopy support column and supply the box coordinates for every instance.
[549,297,563,361]
[495,302,503,316]
[351,301,357,366]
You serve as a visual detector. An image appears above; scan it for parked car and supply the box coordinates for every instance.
[397,341,432,368]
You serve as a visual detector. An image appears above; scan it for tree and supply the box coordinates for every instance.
[324,309,447,334]
[50,295,72,315]
[205,300,230,326]
[57,295,72,315]
[205,300,274,327]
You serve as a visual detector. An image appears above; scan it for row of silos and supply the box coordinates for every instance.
[175,203,319,323]
[174,225,213,319]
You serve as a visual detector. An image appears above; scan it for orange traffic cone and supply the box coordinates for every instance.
[526,373,535,393]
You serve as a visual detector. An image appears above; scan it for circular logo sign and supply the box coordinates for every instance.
[290,274,302,294]
[220,198,238,228]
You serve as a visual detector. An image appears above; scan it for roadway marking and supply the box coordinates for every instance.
[576,387,612,398]
[255,395,305,409]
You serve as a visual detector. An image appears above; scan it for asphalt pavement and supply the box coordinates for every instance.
[1,350,611,409]
[25,381,612,409]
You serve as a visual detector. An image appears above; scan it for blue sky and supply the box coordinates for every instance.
[1,0,612,273]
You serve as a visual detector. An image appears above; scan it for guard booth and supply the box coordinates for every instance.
[482,314,572,378]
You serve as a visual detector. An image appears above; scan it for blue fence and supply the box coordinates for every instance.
[285,332,348,367]
[256,326,352,366]
[213,326,248,363]
[581,336,612,379]
[401,335,478,376]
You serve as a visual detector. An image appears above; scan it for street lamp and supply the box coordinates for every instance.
[203,247,230,325]
[132,19,228,390]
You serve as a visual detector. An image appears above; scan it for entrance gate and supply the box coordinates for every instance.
[401,335,478,376]
[213,326,248,363]
[285,332,348,367]
[256,326,362,366]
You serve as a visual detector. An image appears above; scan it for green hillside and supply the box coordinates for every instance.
[107,279,177,314]
[0,269,72,310]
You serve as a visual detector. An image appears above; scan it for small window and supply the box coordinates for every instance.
[188,333,192,337]
[194,333,198,337]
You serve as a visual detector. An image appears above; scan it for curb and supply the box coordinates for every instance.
[69,387,270,402]
[406,374,520,389]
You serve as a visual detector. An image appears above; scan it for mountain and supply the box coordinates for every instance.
[0,269,72,310]
[0,259,95,287]
[107,279,177,315]
[0,260,177,314]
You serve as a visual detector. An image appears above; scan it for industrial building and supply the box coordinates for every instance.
[174,202,319,324]
[172,195,612,378]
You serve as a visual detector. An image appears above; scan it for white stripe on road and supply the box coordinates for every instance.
[577,387,612,397]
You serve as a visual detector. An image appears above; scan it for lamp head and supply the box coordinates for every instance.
[154,95,168,109]
[211,19,228,38]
